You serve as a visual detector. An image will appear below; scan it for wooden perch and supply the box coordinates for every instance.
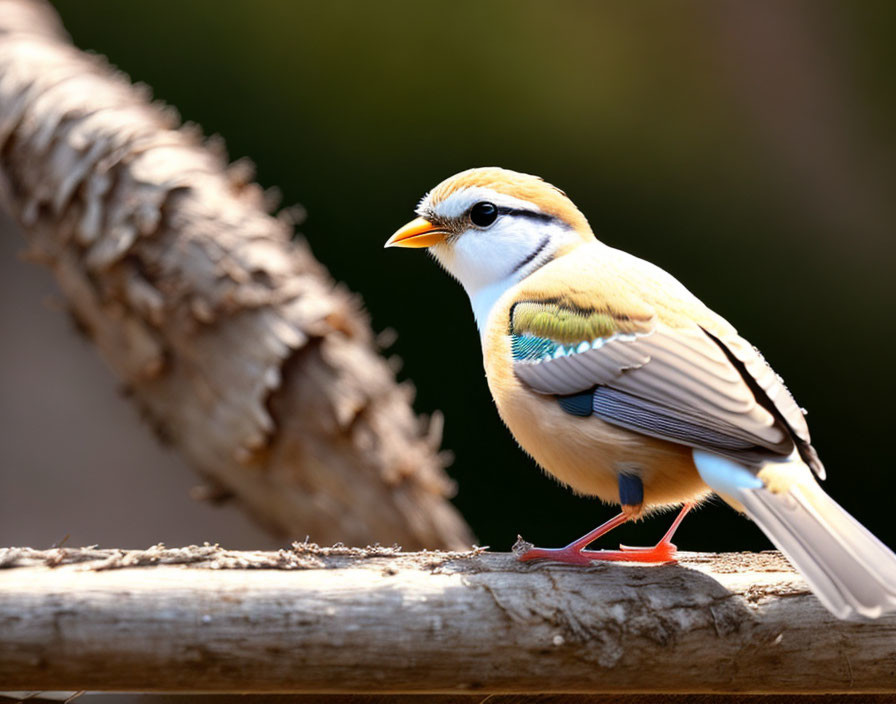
[0,0,472,549]
[1,545,895,694]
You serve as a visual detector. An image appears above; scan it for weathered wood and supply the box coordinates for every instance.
[0,0,473,549]
[1,545,895,694]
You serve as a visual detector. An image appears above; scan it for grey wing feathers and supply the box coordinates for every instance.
[590,387,785,467]
[721,334,810,443]
[517,337,649,394]
[711,331,825,477]
[514,323,819,469]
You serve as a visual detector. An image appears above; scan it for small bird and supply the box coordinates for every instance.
[386,167,896,620]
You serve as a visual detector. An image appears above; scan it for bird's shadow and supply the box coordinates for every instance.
[451,550,764,661]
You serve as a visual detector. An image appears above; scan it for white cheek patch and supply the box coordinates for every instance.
[419,187,543,220]
[429,218,579,336]
[447,218,548,290]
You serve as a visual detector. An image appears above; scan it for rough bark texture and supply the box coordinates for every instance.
[1,545,895,694]
[0,0,473,549]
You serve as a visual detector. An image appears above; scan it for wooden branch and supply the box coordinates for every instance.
[1,546,895,694]
[0,0,473,549]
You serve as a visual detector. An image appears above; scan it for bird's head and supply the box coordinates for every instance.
[385,167,595,296]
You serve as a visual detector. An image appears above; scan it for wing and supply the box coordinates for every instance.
[510,294,823,476]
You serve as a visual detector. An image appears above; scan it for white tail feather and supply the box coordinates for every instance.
[695,451,896,620]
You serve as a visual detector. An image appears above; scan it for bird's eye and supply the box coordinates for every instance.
[470,201,498,227]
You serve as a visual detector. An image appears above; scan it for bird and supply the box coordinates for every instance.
[385,166,896,620]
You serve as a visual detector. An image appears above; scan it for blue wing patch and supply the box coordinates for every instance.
[511,334,558,362]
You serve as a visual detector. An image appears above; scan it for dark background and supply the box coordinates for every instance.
[4,1,895,554]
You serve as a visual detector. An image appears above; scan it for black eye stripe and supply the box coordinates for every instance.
[494,207,557,224]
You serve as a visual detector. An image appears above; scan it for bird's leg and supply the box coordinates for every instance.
[609,501,695,562]
[517,502,695,566]
[516,511,630,565]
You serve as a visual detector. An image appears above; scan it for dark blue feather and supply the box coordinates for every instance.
[618,474,644,507]
[556,390,595,417]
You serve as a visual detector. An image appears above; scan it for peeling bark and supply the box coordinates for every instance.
[1,546,895,693]
[0,0,473,549]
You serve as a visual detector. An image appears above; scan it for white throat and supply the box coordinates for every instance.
[470,276,520,336]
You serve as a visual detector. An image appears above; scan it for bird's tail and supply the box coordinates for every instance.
[694,451,896,620]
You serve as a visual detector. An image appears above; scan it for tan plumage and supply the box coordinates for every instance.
[387,166,896,620]
[485,246,715,509]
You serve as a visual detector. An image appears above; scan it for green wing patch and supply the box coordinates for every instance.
[510,301,646,345]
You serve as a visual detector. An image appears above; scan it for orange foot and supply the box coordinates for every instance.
[518,540,678,565]
[517,502,693,566]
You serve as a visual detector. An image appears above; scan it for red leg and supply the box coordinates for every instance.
[518,502,694,565]
[517,511,629,565]
[611,502,695,562]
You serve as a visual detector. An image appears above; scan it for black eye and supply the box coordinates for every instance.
[470,201,498,227]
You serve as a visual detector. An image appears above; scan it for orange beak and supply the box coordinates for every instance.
[384,216,448,249]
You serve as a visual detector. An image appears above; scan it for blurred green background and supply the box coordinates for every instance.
[45,0,896,552]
